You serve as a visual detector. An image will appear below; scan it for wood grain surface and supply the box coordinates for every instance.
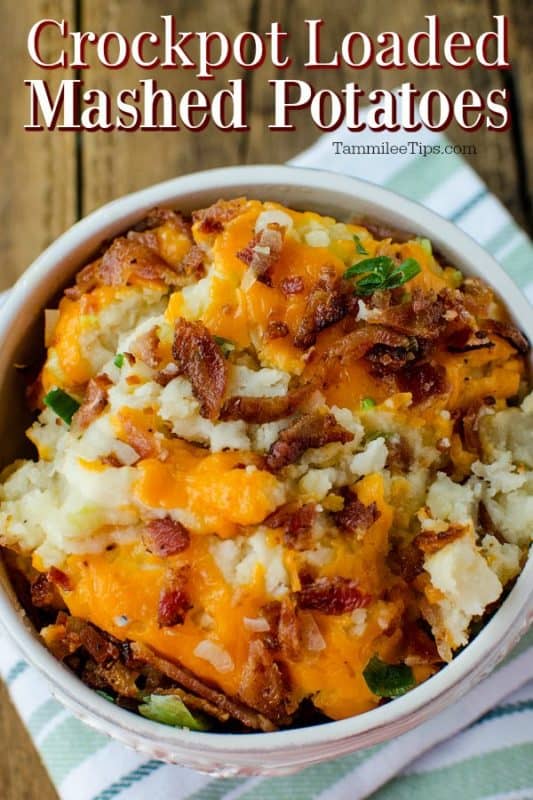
[1,3,531,799]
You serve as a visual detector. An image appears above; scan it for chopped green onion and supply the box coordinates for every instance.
[214,336,236,358]
[96,690,114,703]
[361,397,376,410]
[344,256,421,297]
[363,655,415,698]
[138,694,209,731]
[449,268,464,288]
[365,431,392,442]
[416,237,433,255]
[344,256,394,280]
[43,388,80,426]
[353,235,368,255]
[113,353,125,368]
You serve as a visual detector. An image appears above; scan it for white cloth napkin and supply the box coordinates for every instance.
[0,114,532,799]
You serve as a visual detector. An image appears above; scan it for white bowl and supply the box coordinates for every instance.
[0,165,531,776]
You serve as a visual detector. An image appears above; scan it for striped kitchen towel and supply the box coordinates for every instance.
[1,114,532,800]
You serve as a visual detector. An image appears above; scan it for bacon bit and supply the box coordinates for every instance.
[296,576,370,615]
[299,612,326,652]
[154,363,180,387]
[447,328,494,353]
[265,320,289,340]
[389,543,425,583]
[237,224,284,285]
[192,198,246,233]
[386,436,413,473]
[101,453,124,467]
[178,245,205,282]
[220,386,308,425]
[158,568,192,627]
[322,323,413,366]
[415,524,467,554]
[264,503,316,550]
[49,567,72,592]
[369,289,445,339]
[82,659,140,698]
[365,340,421,377]
[100,237,180,287]
[483,318,530,355]
[397,362,447,405]
[72,374,112,431]
[30,573,64,609]
[172,318,227,420]
[130,640,278,731]
[334,489,379,535]
[239,639,293,723]
[64,260,100,299]
[404,623,441,666]
[130,327,160,369]
[266,412,353,471]
[277,599,302,661]
[293,267,351,349]
[79,623,121,665]
[460,405,484,453]
[119,414,159,459]
[132,207,192,236]
[143,517,191,557]
[280,275,305,296]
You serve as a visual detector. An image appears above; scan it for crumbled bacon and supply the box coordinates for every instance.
[389,543,424,583]
[365,340,421,377]
[130,327,160,369]
[386,436,413,473]
[446,328,494,353]
[239,639,293,724]
[82,659,140,698]
[172,318,227,420]
[322,323,413,365]
[296,576,370,615]
[483,319,530,355]
[280,275,305,296]
[119,414,159,459]
[178,245,206,282]
[460,405,484,453]
[64,260,100,299]
[264,503,316,550]
[30,572,64,609]
[49,567,72,592]
[220,387,308,425]
[78,623,121,665]
[265,320,289,340]
[154,363,180,387]
[143,517,191,557]
[132,208,192,237]
[334,489,379,535]
[99,237,180,287]
[237,224,284,285]
[404,622,441,666]
[277,600,302,661]
[266,412,353,471]
[72,375,112,431]
[293,268,351,349]
[158,568,192,627]
[130,640,278,731]
[397,362,447,405]
[192,198,245,233]
[415,524,467,554]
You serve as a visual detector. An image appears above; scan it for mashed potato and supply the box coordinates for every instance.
[0,199,530,730]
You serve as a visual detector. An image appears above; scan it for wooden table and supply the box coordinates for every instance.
[1,2,531,797]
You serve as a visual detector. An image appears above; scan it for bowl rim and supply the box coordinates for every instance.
[0,164,531,768]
